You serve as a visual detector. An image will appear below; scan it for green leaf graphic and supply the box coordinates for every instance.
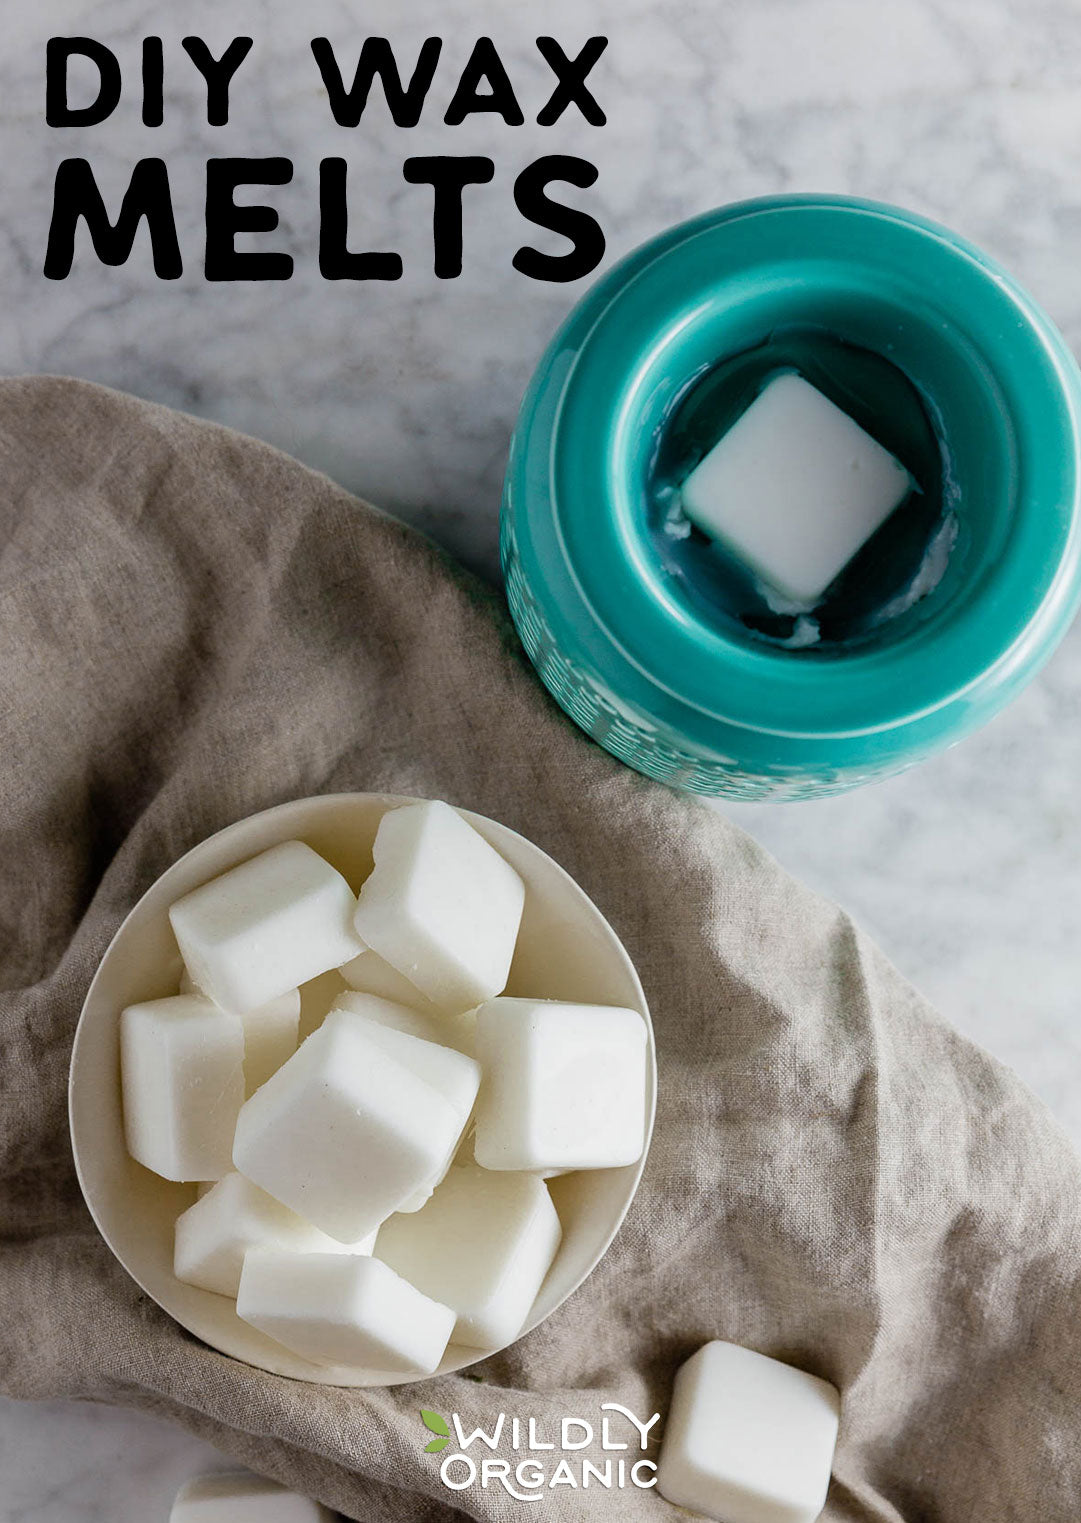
[421,1409,450,1437]
[425,1437,450,1453]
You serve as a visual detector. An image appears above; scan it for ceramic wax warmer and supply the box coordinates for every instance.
[501,196,1081,798]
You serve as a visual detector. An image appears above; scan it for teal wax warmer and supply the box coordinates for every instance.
[501,196,1081,798]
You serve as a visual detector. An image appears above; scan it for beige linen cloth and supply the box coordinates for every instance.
[2,375,1080,1523]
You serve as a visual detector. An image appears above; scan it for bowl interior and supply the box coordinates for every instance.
[69,793,656,1387]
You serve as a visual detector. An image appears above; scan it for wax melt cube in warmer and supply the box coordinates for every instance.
[174,1171,376,1298]
[474,998,648,1172]
[657,1341,841,1523]
[680,372,913,605]
[233,1006,479,1241]
[376,1163,561,1349]
[170,1471,334,1523]
[330,988,476,1058]
[237,1249,456,1374]
[353,800,526,1013]
[121,996,244,1182]
[169,841,363,1014]
[180,969,300,1094]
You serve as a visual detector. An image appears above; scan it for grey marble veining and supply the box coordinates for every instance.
[3,0,1081,1517]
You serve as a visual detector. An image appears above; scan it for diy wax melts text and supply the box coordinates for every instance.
[43,34,609,283]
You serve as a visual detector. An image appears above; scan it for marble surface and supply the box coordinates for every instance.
[4,0,1081,1518]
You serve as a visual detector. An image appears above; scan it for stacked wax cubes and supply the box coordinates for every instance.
[119,800,649,1377]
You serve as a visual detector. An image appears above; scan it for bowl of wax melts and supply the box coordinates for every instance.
[502,194,1081,798]
[69,794,656,1386]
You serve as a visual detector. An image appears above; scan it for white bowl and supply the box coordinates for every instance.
[69,793,656,1387]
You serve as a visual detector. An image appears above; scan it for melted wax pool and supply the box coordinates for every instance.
[646,327,958,652]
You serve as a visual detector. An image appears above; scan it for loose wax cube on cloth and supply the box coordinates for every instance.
[353,800,525,1013]
[330,988,476,1058]
[170,1472,334,1522]
[169,841,363,1014]
[680,372,912,605]
[474,998,648,1172]
[180,969,300,1094]
[233,1006,479,1241]
[121,995,244,1181]
[376,1163,561,1349]
[656,1341,841,1523]
[174,1171,375,1298]
[237,1249,455,1374]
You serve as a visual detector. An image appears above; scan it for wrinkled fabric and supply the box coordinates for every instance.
[2,376,1079,1523]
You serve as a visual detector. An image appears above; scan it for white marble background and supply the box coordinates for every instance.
[4,0,1081,1518]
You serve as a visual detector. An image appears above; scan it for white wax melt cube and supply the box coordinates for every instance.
[473,998,648,1172]
[353,800,525,1014]
[376,1163,561,1349]
[325,993,479,1211]
[170,1471,334,1523]
[340,946,444,1017]
[237,1249,455,1374]
[174,1171,375,1298]
[239,990,301,1093]
[657,1341,841,1523]
[121,996,244,1182]
[181,969,300,1095]
[680,372,912,605]
[232,1006,479,1241]
[330,988,476,1058]
[169,841,363,1014]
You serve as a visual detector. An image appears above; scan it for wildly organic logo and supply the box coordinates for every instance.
[421,1409,451,1454]
[422,1403,659,1502]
